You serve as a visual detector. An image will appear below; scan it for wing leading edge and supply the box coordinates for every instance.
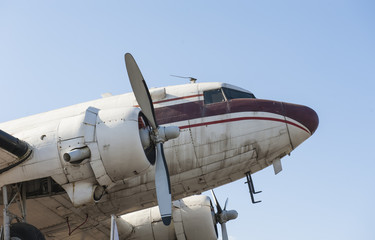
[0,129,32,174]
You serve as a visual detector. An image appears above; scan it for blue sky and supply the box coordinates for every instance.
[1,1,374,239]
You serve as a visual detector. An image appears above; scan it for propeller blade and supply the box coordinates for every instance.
[125,53,175,226]
[155,143,172,225]
[124,53,157,129]
[221,222,229,240]
[224,198,228,211]
[210,190,222,213]
[210,190,238,240]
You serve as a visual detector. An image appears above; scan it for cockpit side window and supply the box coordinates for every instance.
[204,89,225,104]
[222,87,255,100]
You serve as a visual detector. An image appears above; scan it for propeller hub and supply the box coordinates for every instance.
[158,126,180,143]
[211,189,238,240]
[217,210,238,224]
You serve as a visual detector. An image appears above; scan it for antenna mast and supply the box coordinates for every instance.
[170,75,197,84]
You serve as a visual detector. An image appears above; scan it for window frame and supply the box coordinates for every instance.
[222,87,256,100]
[203,87,255,105]
[203,88,227,105]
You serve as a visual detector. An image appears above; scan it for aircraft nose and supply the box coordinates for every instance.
[283,102,319,148]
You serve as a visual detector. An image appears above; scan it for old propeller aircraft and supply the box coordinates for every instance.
[0,53,318,240]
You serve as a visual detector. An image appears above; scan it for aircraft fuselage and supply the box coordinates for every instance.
[0,82,318,219]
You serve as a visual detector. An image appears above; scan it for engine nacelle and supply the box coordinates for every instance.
[96,107,152,182]
[57,107,154,206]
[116,195,218,240]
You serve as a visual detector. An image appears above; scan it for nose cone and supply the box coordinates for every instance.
[283,102,319,148]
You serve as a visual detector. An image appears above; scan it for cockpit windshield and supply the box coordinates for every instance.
[203,89,226,104]
[204,87,255,104]
[222,87,255,100]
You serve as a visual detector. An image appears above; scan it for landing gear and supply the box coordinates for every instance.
[2,186,10,240]
[10,223,45,240]
[1,185,45,240]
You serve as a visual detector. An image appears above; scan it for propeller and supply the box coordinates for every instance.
[124,53,180,226]
[211,190,238,240]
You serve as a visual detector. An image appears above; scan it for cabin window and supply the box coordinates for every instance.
[204,89,225,104]
[222,87,255,100]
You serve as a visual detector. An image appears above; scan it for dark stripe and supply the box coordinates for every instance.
[282,102,319,135]
[156,101,203,125]
[156,99,287,125]
[154,98,316,134]
[179,117,309,133]
[134,94,203,107]
[154,94,203,104]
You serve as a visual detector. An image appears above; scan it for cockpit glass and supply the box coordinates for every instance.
[222,87,255,100]
[203,89,225,104]
[204,87,255,104]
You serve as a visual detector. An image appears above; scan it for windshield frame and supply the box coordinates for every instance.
[222,87,256,100]
[203,87,256,105]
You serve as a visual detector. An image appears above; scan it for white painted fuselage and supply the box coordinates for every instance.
[0,82,318,233]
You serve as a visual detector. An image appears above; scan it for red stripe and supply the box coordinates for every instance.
[153,94,203,104]
[134,94,203,107]
[179,117,310,134]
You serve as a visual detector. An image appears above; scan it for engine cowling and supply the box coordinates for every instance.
[115,195,218,240]
[58,107,154,206]
[96,107,153,182]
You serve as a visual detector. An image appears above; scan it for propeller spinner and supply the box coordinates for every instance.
[125,53,180,226]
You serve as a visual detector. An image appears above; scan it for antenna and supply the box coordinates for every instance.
[170,75,197,83]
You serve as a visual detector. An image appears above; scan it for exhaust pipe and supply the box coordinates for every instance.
[63,147,91,163]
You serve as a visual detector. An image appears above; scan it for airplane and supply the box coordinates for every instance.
[0,53,319,240]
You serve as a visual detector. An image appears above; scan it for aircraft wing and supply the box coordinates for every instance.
[0,129,111,239]
[0,129,32,173]
[0,192,111,239]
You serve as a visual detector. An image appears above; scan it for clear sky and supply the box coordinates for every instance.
[1,1,374,239]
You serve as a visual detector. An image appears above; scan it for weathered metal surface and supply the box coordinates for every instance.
[0,81,318,239]
[117,195,216,240]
